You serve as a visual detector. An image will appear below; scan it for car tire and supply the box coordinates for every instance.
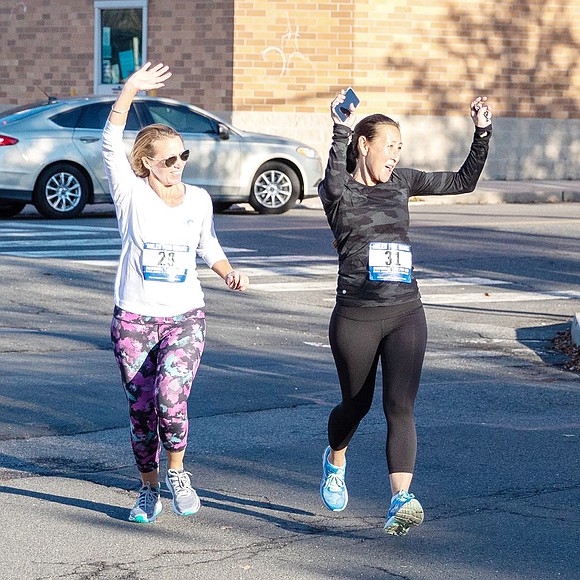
[33,163,90,219]
[0,201,26,218]
[249,162,300,214]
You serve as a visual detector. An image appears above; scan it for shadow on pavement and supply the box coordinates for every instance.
[0,484,127,521]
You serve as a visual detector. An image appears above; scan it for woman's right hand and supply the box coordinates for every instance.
[125,62,172,93]
[109,62,173,124]
[330,91,358,128]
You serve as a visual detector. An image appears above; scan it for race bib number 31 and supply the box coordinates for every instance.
[142,242,190,283]
[368,242,412,283]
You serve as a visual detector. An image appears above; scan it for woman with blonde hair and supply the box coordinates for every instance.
[103,62,249,523]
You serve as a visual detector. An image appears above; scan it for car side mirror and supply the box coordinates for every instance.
[218,124,230,140]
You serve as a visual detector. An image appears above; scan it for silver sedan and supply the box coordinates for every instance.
[0,95,323,218]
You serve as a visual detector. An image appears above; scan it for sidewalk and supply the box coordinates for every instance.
[418,179,580,204]
[301,180,580,210]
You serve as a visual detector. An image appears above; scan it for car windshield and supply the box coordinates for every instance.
[0,100,59,124]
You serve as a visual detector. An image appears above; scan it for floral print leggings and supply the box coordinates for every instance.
[111,306,206,473]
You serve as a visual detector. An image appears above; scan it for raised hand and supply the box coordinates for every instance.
[331,91,358,128]
[470,96,492,127]
[126,62,172,93]
[109,62,173,123]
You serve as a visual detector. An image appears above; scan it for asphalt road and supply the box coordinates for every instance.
[0,201,578,579]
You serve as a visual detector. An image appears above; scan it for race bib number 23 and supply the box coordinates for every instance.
[142,242,190,283]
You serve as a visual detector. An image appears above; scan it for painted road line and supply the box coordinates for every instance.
[2,246,254,259]
[232,255,336,264]
[419,277,509,287]
[0,238,122,249]
[421,289,580,305]
[250,280,337,292]
[0,230,112,238]
[1,222,119,232]
[249,275,510,292]
[320,288,580,304]
[7,249,124,258]
[198,263,338,279]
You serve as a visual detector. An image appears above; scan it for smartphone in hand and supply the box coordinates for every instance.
[334,87,360,122]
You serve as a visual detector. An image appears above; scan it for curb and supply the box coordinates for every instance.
[300,181,580,209]
[411,180,580,205]
[572,314,580,347]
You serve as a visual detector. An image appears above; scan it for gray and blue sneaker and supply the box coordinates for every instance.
[384,490,424,536]
[320,446,348,511]
[129,482,162,524]
[165,469,201,516]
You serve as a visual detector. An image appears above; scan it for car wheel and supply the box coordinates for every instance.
[249,162,300,214]
[0,201,26,218]
[33,163,89,219]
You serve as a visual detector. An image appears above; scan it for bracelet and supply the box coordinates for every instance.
[225,270,235,279]
[111,106,128,114]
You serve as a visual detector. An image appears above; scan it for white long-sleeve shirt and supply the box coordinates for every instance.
[102,120,227,317]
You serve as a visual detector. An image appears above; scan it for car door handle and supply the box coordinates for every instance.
[79,137,100,143]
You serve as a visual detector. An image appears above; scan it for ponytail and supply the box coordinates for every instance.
[346,139,357,173]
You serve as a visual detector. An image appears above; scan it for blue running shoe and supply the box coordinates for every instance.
[384,490,424,536]
[320,446,348,511]
[129,482,162,524]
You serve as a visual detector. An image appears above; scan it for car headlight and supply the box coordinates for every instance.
[296,146,318,159]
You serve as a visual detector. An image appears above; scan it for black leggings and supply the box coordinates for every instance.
[327,300,427,474]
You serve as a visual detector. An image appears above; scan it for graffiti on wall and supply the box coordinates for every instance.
[9,1,27,22]
[261,15,313,76]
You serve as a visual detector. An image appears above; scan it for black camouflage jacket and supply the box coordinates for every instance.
[318,123,492,307]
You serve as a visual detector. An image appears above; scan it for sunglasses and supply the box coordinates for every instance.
[147,149,190,167]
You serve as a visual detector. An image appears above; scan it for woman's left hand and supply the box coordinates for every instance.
[225,270,249,291]
[470,96,492,127]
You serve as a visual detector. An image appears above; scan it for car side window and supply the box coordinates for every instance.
[75,103,140,131]
[144,102,217,134]
[50,108,82,128]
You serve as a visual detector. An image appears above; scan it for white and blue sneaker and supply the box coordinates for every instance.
[166,469,201,516]
[384,490,424,536]
[129,482,162,524]
[320,446,348,512]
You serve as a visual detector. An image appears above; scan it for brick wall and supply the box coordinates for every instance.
[232,0,356,113]
[230,0,580,179]
[147,0,234,111]
[1,0,577,116]
[0,0,95,101]
[0,0,578,178]
[232,0,580,119]
[0,0,234,112]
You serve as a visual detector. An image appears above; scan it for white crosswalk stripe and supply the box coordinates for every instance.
[420,289,580,305]
[0,222,577,306]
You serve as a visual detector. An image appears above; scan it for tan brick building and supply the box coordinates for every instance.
[1,0,579,179]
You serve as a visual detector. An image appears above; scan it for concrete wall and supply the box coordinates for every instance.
[229,111,580,181]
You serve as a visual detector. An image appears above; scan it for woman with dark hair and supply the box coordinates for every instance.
[102,62,249,524]
[319,91,492,535]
